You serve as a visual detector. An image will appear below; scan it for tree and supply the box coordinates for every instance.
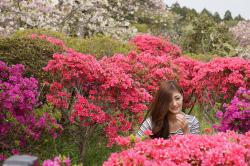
[230,20,250,46]
[213,12,222,23]
[181,13,238,56]
[171,2,181,9]
[0,0,168,39]
[235,14,245,21]
[201,8,213,18]
[182,13,216,54]
[224,10,233,21]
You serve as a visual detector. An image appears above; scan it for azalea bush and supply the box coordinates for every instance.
[215,87,250,133]
[104,131,250,165]
[0,61,62,160]
[191,58,250,122]
[43,50,151,163]
[130,34,181,57]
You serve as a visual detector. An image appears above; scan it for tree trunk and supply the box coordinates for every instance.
[78,126,95,165]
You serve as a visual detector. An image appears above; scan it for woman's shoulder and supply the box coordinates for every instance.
[145,117,152,124]
[140,117,152,130]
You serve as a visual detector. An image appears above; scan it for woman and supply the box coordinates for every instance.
[136,80,200,138]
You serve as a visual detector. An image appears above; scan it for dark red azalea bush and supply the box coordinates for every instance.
[130,34,182,58]
[215,87,250,133]
[0,61,61,160]
[102,51,178,94]
[173,57,250,124]
[192,57,250,111]
[44,51,152,147]
[104,131,250,166]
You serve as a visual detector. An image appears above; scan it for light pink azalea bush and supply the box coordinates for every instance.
[104,131,250,166]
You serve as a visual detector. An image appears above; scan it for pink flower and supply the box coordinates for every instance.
[115,136,130,147]
[144,129,153,136]
[11,149,20,155]
[64,157,71,166]
[30,34,37,39]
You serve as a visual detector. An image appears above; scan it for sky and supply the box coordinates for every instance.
[165,0,250,20]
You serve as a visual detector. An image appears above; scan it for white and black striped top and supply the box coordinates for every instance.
[136,114,200,137]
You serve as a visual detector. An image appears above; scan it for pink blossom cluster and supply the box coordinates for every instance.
[192,57,250,105]
[130,34,182,57]
[43,156,70,166]
[0,61,62,159]
[104,131,250,166]
[215,87,250,133]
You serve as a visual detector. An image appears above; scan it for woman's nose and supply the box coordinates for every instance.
[172,100,178,107]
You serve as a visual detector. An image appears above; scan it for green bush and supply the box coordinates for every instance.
[180,14,238,56]
[66,35,135,59]
[12,29,68,41]
[132,23,150,33]
[12,29,135,59]
[0,37,63,82]
[185,52,218,62]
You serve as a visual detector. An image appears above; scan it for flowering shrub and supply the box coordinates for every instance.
[130,34,181,57]
[44,51,151,146]
[43,156,70,166]
[104,131,250,166]
[0,61,61,158]
[215,87,250,133]
[230,21,250,47]
[192,57,250,106]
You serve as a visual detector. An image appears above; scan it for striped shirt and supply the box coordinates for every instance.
[136,114,200,137]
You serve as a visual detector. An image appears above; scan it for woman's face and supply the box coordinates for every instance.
[168,91,183,114]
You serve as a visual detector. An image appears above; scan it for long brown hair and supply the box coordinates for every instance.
[148,80,183,139]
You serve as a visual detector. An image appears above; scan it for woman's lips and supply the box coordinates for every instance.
[172,106,180,110]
